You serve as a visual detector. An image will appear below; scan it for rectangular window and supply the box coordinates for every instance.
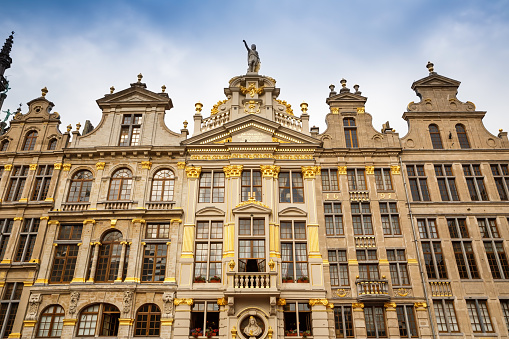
[284,302,312,336]
[0,282,22,338]
[448,218,479,279]
[324,202,343,236]
[145,223,170,239]
[421,241,448,279]
[190,302,219,337]
[279,171,304,203]
[321,168,339,191]
[484,241,509,279]
[374,168,392,191]
[463,164,489,201]
[5,166,28,201]
[50,224,82,284]
[357,249,379,280]
[118,114,142,146]
[478,218,499,238]
[351,202,373,235]
[281,221,307,281]
[501,300,509,332]
[467,300,493,333]
[141,244,167,282]
[387,249,409,286]
[417,218,438,239]
[31,165,53,201]
[14,218,39,262]
[435,165,459,201]
[238,217,265,273]
[380,202,400,235]
[334,305,354,338]
[347,168,366,190]
[407,165,430,201]
[195,221,223,281]
[364,306,387,338]
[397,305,418,338]
[433,299,459,333]
[0,219,13,261]
[491,164,509,200]
[241,169,262,201]
[198,171,225,203]
[328,250,348,287]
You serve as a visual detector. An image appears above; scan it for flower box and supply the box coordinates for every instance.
[297,277,309,283]
[282,276,294,283]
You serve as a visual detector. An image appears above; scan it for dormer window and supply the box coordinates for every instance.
[119,114,142,146]
[23,131,38,151]
[47,138,57,150]
[343,118,358,148]
[429,124,443,149]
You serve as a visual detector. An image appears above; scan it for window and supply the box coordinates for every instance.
[238,218,265,273]
[95,231,125,283]
[50,225,82,284]
[347,168,366,190]
[0,219,13,261]
[501,300,509,332]
[108,168,132,200]
[281,221,307,281]
[68,170,93,202]
[491,164,509,201]
[151,169,175,201]
[321,168,339,191]
[118,114,142,146]
[364,306,387,338]
[32,165,53,201]
[328,250,348,287]
[14,218,39,262]
[134,304,161,337]
[483,241,509,280]
[279,171,304,203]
[36,305,64,338]
[357,249,379,280]
[334,305,354,338]
[380,202,400,235]
[324,202,343,236]
[351,202,373,235]
[241,169,262,201]
[387,249,409,286]
[433,299,459,333]
[417,218,438,239]
[0,140,8,152]
[463,164,488,201]
[195,221,223,281]
[0,282,22,338]
[406,165,430,201]
[374,168,392,191]
[5,165,28,201]
[397,305,418,338]
[435,165,459,201]
[421,242,447,280]
[344,118,358,148]
[478,218,500,239]
[466,300,493,333]
[429,124,443,149]
[199,171,225,203]
[47,138,57,150]
[456,124,470,149]
[142,224,169,282]
[77,303,120,336]
[190,302,219,337]
[284,302,312,336]
[448,218,479,279]
[23,131,38,151]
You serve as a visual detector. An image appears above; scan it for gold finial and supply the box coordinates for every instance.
[183,120,188,128]
[228,259,235,271]
[41,87,48,97]
[110,86,115,94]
[340,78,347,88]
[426,61,434,73]
[300,102,308,114]
[161,85,166,93]
[76,122,81,131]
[195,102,203,114]
[499,129,503,133]
[137,73,143,83]
[66,124,72,133]
[268,259,275,271]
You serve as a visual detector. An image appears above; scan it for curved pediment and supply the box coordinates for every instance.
[233,201,272,215]
[278,207,307,217]
[196,207,226,217]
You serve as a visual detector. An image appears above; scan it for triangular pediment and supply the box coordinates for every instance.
[411,74,460,89]
[232,201,272,214]
[328,92,367,101]
[96,85,172,109]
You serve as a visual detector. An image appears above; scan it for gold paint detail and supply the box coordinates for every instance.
[23,320,37,327]
[23,281,34,286]
[18,198,28,202]
[4,164,12,171]
[309,299,329,306]
[244,100,260,114]
[7,333,21,338]
[118,318,134,326]
[62,164,71,171]
[44,197,54,202]
[365,166,374,175]
[185,166,202,178]
[63,319,77,326]
[210,99,228,115]
[229,259,235,271]
[48,220,60,225]
[96,162,106,170]
[53,163,62,170]
[347,259,358,265]
[384,302,397,310]
[70,278,85,283]
[338,166,347,175]
[235,196,269,209]
[28,259,40,264]
[132,219,146,224]
[407,259,418,264]
[267,326,273,339]
[335,289,348,298]
[275,99,294,115]
[161,318,174,326]
[170,219,182,223]
[379,259,389,265]
[35,279,48,284]
[83,219,96,225]
[396,288,409,297]
[190,154,314,160]
[277,298,286,306]
[271,137,290,143]
[177,162,186,169]
[260,165,280,178]
[223,165,243,178]
[231,326,237,339]
[331,107,339,114]
[352,303,364,310]
[110,219,117,227]
[195,102,203,114]
[123,277,140,283]
[240,83,264,98]
[414,302,427,310]
[301,166,321,179]
[268,259,275,271]
[13,217,23,221]
[357,107,365,114]
[174,298,194,306]
[141,161,152,169]
[0,259,11,264]
[391,165,401,175]
[29,164,37,171]
[164,277,176,283]
[217,297,227,306]
[40,216,50,220]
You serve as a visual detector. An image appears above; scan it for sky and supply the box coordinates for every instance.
[1,0,508,138]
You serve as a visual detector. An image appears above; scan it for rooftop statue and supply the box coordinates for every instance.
[243,40,260,73]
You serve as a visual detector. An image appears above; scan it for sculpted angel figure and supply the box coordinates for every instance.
[243,40,260,73]
[243,316,262,339]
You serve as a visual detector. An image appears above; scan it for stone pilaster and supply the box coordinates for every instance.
[223,165,243,259]
[29,216,49,265]
[261,165,280,258]
[384,302,399,338]
[173,299,193,339]
[352,303,366,337]
[308,299,331,339]
[1,217,23,264]
[35,220,59,284]
[71,219,94,283]
[414,302,432,338]
[125,219,145,283]
[43,162,63,203]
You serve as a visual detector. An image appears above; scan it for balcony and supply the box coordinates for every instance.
[98,201,134,210]
[356,279,390,302]
[61,202,90,212]
[429,281,452,297]
[145,201,175,210]
[349,191,369,202]
[355,236,376,248]
[226,272,279,295]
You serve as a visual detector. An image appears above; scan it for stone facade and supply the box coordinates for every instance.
[0,61,508,339]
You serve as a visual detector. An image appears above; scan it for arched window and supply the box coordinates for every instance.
[0,140,8,152]
[429,124,443,149]
[95,231,123,283]
[67,170,93,202]
[108,168,132,200]
[344,118,358,148]
[151,169,175,201]
[135,304,161,337]
[456,124,470,149]
[36,305,64,338]
[23,131,38,151]
[47,139,57,150]
[77,304,120,337]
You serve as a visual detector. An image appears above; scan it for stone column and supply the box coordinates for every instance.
[29,216,49,265]
[223,165,242,260]
[351,303,366,338]
[118,290,135,339]
[384,302,399,338]
[308,299,330,339]
[165,219,181,284]
[35,220,59,284]
[87,242,101,283]
[1,217,23,264]
[90,162,106,209]
[115,241,128,282]
[414,302,432,338]
[71,219,95,283]
[0,164,12,203]
[61,291,80,338]
[44,161,63,203]
[173,299,193,339]
[125,219,146,283]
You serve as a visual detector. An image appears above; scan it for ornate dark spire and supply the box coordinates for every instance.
[0,31,14,71]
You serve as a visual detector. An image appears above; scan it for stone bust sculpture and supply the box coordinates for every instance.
[243,40,260,73]
[243,316,262,339]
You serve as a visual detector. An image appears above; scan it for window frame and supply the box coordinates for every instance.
[455,124,470,149]
[50,224,82,284]
[118,114,142,146]
[321,168,339,192]
[351,202,373,235]
[241,169,262,201]
[448,218,479,279]
[434,165,459,201]
[0,140,9,152]
[281,220,308,281]
[463,164,489,201]
[76,303,120,337]
[94,231,124,283]
[396,305,418,338]
[347,168,366,191]
[23,130,38,151]
[194,221,223,281]
[31,165,53,201]
[67,170,93,203]
[364,305,387,338]
[433,299,459,333]
[357,249,380,281]
[380,202,400,236]
[47,138,57,151]
[150,169,175,202]
[466,299,494,333]
[279,171,304,203]
[0,219,13,261]
[283,302,312,336]
[334,305,354,338]
[406,165,430,201]
[134,303,161,337]
[14,218,40,262]
[387,249,410,286]
[344,118,358,148]
[190,301,219,337]
[5,165,28,201]
[491,164,509,201]
[0,282,23,338]
[198,171,225,203]
[324,202,343,236]
[36,304,65,338]
[374,168,393,191]
[107,168,133,201]
[429,124,443,149]
[328,249,349,287]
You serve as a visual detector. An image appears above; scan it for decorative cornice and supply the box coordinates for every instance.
[235,196,269,209]
[223,165,243,178]
[96,162,106,170]
[301,166,321,179]
[174,298,194,306]
[260,165,280,178]
[185,166,201,178]
[141,161,152,170]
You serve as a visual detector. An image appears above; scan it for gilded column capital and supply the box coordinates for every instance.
[13,217,23,221]
[62,319,77,326]
[352,303,364,311]
[96,162,106,170]
[301,166,321,179]
[185,166,202,178]
[217,297,227,306]
[177,162,186,169]
[53,163,62,170]
[83,219,96,225]
[391,165,401,175]
[40,216,50,220]
[414,302,427,310]
[223,165,243,178]
[174,298,194,306]
[3,164,12,171]
[170,218,182,224]
[338,166,347,175]
[29,164,38,171]
[48,220,59,225]
[309,299,329,306]
[62,164,71,171]
[132,218,146,224]
[141,161,152,170]
[277,298,286,306]
[331,107,339,114]
[365,166,374,175]
[260,165,280,178]
[384,302,397,310]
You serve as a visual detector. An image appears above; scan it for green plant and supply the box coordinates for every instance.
[297,276,309,282]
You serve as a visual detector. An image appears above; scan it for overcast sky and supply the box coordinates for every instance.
[1,0,508,138]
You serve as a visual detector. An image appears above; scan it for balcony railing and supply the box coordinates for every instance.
[145,202,175,210]
[98,201,134,210]
[429,281,452,297]
[356,279,390,301]
[61,202,90,212]
[226,272,278,294]
[349,191,369,202]
[355,236,376,248]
